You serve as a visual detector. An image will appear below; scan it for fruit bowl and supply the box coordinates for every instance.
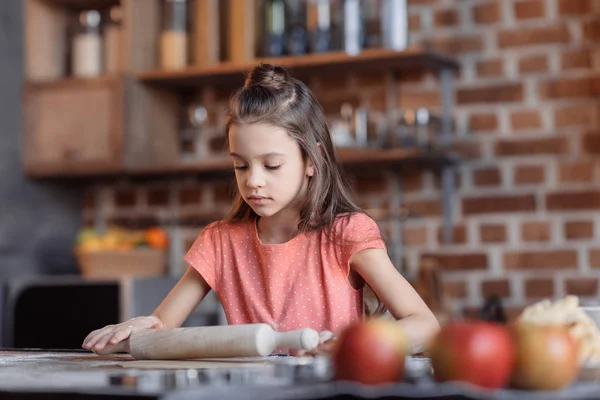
[75,248,167,279]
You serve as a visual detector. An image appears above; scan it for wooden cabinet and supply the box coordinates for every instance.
[23,0,458,179]
[23,77,124,177]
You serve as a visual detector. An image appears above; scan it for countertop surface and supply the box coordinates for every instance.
[3,350,600,400]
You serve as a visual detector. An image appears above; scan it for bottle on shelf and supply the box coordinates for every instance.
[160,0,189,70]
[361,0,381,49]
[340,0,362,56]
[72,10,102,78]
[285,0,308,56]
[381,0,409,51]
[306,0,331,53]
[261,0,287,57]
[103,6,122,74]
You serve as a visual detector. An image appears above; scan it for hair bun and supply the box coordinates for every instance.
[244,63,292,90]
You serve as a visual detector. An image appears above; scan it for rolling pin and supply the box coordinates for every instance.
[96,323,319,359]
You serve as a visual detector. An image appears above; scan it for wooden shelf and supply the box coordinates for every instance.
[126,148,458,178]
[40,0,119,11]
[136,47,459,88]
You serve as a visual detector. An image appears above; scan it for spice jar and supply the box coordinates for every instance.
[103,6,122,74]
[72,10,102,77]
[160,0,188,70]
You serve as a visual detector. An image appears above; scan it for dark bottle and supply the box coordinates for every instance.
[261,0,286,57]
[285,0,308,55]
[332,0,362,55]
[307,0,331,53]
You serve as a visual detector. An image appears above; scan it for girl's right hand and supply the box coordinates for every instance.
[82,316,164,354]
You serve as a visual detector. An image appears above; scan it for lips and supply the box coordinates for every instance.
[247,195,271,205]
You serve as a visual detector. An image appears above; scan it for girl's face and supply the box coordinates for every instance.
[229,123,314,218]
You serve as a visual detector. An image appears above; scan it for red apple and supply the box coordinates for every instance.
[332,319,407,385]
[430,321,515,389]
[510,322,579,390]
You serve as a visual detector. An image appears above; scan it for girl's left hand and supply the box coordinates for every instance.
[290,330,336,356]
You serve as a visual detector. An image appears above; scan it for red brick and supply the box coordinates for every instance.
[403,226,428,246]
[481,279,511,298]
[469,112,498,132]
[564,221,594,240]
[590,249,600,268]
[355,73,386,88]
[354,174,386,194]
[178,187,202,205]
[472,2,501,24]
[539,77,600,99]
[450,140,483,160]
[514,0,546,19]
[584,18,600,41]
[114,188,138,207]
[403,172,425,192]
[457,84,524,104]
[495,137,568,157]
[477,59,503,78]
[582,131,600,154]
[473,167,502,187]
[547,190,600,211]
[398,89,440,109]
[511,110,542,130]
[525,278,555,298]
[498,25,570,48]
[431,35,485,55]
[504,250,578,269]
[518,54,548,73]
[320,94,361,114]
[213,182,233,202]
[521,221,551,242]
[565,278,598,296]
[409,14,421,32]
[402,199,442,217]
[561,49,592,70]
[463,194,536,215]
[436,225,467,245]
[559,161,594,183]
[514,165,546,185]
[408,0,439,4]
[83,191,95,209]
[147,188,170,206]
[443,280,468,299]
[559,0,595,15]
[555,105,596,127]
[434,8,459,27]
[421,252,488,271]
[480,224,506,243]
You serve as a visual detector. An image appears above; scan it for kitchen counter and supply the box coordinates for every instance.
[2,350,600,400]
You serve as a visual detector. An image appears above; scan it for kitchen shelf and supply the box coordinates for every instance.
[136,47,459,88]
[127,148,458,178]
[40,0,119,11]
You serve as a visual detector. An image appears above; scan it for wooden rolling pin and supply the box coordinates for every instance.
[96,323,319,359]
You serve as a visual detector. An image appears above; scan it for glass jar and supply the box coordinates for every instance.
[72,10,102,77]
[103,6,122,74]
[160,0,188,70]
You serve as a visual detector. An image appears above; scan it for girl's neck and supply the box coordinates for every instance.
[256,212,301,244]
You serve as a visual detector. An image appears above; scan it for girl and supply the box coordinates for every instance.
[83,63,440,355]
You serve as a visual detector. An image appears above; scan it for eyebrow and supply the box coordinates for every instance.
[229,152,286,158]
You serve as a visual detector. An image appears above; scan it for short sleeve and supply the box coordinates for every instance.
[183,222,222,291]
[335,213,387,274]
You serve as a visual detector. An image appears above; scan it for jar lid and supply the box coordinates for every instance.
[79,10,101,28]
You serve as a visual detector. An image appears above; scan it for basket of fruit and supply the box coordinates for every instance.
[74,226,169,279]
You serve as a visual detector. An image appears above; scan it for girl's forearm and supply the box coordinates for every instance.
[396,313,441,352]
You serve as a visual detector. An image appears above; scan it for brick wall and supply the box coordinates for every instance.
[85,0,600,319]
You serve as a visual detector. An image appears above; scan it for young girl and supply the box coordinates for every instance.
[83,63,440,355]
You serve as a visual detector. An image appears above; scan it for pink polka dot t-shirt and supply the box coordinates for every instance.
[184,212,386,335]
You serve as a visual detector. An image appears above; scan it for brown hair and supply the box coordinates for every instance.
[224,63,386,316]
[224,63,361,231]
